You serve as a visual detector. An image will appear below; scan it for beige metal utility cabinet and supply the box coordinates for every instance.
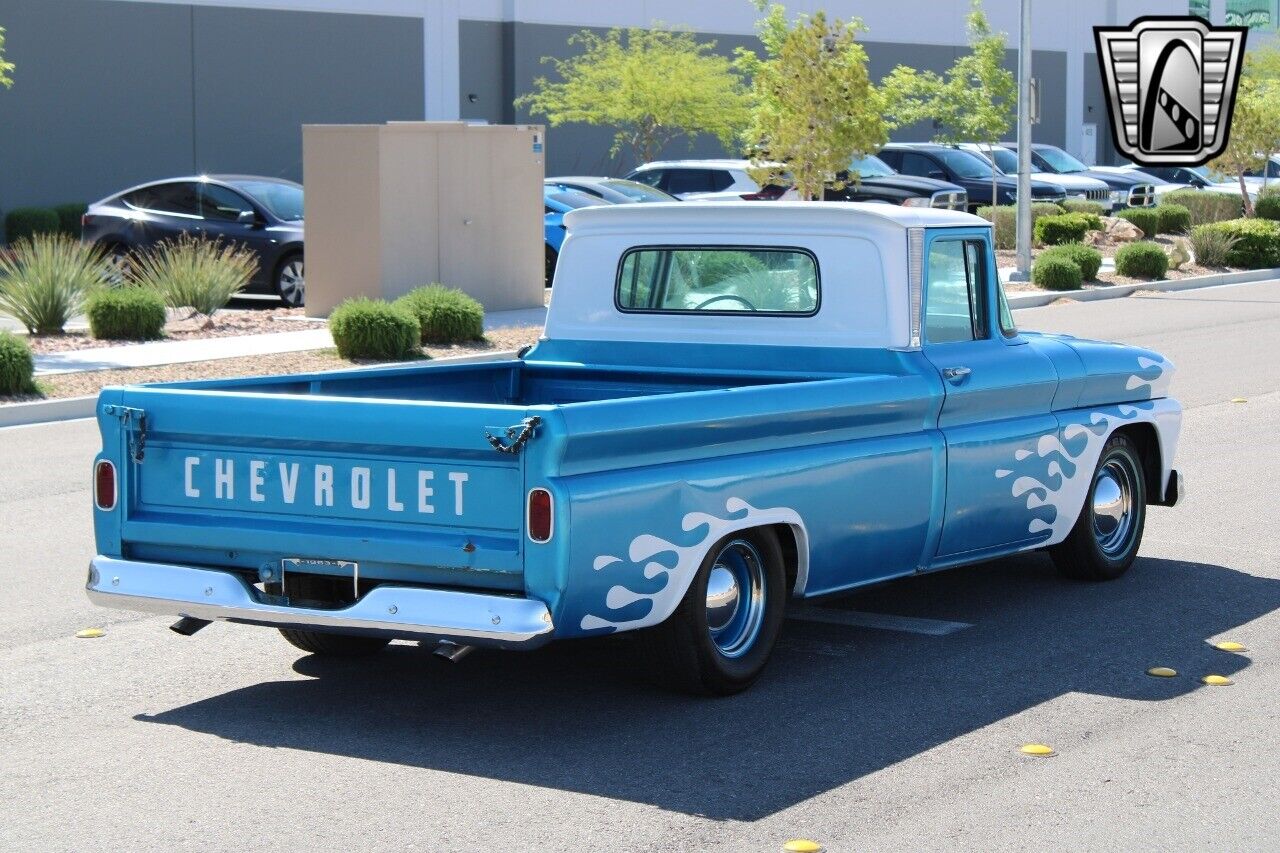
[303,121,545,316]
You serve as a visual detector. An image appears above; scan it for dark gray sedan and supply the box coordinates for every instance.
[545,177,677,204]
[82,175,306,306]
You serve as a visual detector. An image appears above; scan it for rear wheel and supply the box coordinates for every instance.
[274,253,305,307]
[102,242,133,283]
[639,528,786,696]
[279,628,389,657]
[1050,432,1147,581]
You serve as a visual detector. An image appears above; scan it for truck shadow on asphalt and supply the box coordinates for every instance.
[136,553,1278,821]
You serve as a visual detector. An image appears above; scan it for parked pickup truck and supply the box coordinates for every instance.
[86,203,1183,695]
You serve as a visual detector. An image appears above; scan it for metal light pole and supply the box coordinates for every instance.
[1010,0,1033,281]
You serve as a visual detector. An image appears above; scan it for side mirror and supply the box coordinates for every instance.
[929,170,947,180]
[237,209,260,225]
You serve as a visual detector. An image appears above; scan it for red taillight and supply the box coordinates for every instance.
[527,488,553,543]
[94,460,117,510]
[81,213,92,228]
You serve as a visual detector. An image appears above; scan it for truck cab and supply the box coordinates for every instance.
[87,203,1182,695]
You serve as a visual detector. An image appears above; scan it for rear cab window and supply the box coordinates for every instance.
[616,246,819,315]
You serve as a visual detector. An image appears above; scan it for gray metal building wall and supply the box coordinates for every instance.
[459,20,1069,176]
[0,0,424,230]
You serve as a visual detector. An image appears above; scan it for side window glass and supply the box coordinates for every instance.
[899,153,938,178]
[665,169,713,195]
[199,185,253,222]
[925,239,988,343]
[630,170,664,188]
[710,170,735,191]
[127,183,200,216]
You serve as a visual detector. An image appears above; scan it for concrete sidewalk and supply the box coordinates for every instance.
[32,305,546,376]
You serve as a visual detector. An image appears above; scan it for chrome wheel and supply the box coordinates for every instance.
[276,257,304,306]
[705,539,767,658]
[1091,457,1137,558]
[104,246,131,284]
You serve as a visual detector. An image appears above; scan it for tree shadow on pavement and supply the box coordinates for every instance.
[135,553,1278,821]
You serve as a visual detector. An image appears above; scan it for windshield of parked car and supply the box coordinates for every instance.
[1035,146,1089,174]
[937,150,994,179]
[546,190,608,211]
[988,147,1043,174]
[230,180,304,221]
[848,155,896,178]
[601,180,675,202]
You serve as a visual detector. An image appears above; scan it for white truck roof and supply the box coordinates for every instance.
[546,202,989,351]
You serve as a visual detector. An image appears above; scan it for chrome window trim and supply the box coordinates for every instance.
[907,227,924,348]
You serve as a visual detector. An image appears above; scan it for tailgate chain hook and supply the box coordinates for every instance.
[485,416,541,455]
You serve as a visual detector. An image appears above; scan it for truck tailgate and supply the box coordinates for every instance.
[102,387,535,588]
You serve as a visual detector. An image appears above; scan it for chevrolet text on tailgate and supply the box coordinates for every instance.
[87,203,1183,695]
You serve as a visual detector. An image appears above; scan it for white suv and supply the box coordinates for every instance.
[625,160,766,201]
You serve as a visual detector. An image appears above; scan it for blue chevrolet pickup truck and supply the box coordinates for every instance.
[87,203,1183,695]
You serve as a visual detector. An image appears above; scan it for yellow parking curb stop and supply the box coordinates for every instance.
[1020,743,1055,757]
[75,628,105,639]
[783,840,824,853]
[1146,666,1177,677]
[1201,675,1233,686]
[1214,641,1247,652]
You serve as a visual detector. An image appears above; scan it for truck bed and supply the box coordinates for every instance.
[152,359,828,406]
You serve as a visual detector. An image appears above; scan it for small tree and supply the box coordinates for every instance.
[515,26,751,167]
[736,3,886,200]
[1209,75,1280,216]
[0,27,15,89]
[882,1,1015,209]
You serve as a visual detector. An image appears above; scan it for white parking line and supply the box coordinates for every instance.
[787,605,973,636]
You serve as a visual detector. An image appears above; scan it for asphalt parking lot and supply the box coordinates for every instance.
[2,280,1277,852]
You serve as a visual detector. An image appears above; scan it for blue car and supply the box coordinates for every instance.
[544,186,608,284]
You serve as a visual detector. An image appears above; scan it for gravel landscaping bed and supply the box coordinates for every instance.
[2,325,543,404]
[22,306,317,354]
[998,235,1239,292]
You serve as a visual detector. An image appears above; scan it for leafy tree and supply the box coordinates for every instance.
[881,1,1015,209]
[0,27,15,89]
[1208,74,1280,216]
[736,3,886,201]
[515,27,751,167]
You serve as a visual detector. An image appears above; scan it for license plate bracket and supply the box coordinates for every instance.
[280,558,359,603]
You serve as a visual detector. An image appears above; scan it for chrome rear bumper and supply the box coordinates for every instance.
[86,556,555,648]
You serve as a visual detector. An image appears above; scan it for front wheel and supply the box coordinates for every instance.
[638,528,786,695]
[1050,432,1147,581]
[274,254,305,307]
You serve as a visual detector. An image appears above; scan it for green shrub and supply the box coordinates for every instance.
[1114,242,1169,279]
[329,298,420,360]
[978,204,1069,250]
[85,286,166,341]
[1188,223,1241,267]
[0,331,38,396]
[1254,187,1280,221]
[1163,189,1242,225]
[1031,256,1082,291]
[1062,199,1106,217]
[1117,208,1160,239]
[1030,202,1066,218]
[0,233,108,334]
[394,284,485,345]
[53,203,88,237]
[977,205,1015,250]
[1155,203,1191,234]
[1034,213,1092,245]
[1039,243,1103,280]
[1191,218,1280,268]
[128,233,256,317]
[4,207,60,243]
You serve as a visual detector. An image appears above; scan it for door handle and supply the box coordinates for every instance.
[942,366,971,382]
